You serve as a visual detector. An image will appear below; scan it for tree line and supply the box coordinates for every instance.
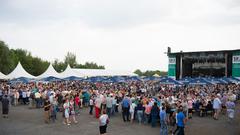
[134,69,167,77]
[0,40,105,76]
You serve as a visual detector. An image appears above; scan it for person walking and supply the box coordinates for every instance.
[89,96,94,115]
[174,106,186,135]
[106,95,113,118]
[95,95,102,118]
[43,98,51,124]
[160,106,168,135]
[99,110,109,135]
[136,101,144,124]
[150,102,159,127]
[129,101,136,123]
[226,98,235,123]
[2,95,9,118]
[213,94,222,120]
[121,96,130,122]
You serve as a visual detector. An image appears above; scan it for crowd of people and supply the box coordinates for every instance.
[0,80,239,135]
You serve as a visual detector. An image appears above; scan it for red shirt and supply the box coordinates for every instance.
[75,97,80,106]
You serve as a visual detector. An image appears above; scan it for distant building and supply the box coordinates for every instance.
[167,49,240,79]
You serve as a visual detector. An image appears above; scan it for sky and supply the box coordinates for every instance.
[0,0,240,72]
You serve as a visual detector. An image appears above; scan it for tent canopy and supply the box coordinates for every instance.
[37,64,60,79]
[7,62,36,79]
[0,72,9,80]
[59,65,84,78]
[159,78,182,85]
[187,78,212,85]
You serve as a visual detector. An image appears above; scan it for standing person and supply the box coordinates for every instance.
[63,99,71,125]
[51,97,58,123]
[74,94,80,115]
[95,95,102,118]
[121,96,130,122]
[106,95,113,118]
[89,96,94,115]
[22,90,27,105]
[160,106,168,135]
[111,96,117,116]
[43,98,51,124]
[14,90,19,106]
[187,98,193,119]
[174,106,186,135]
[35,91,41,108]
[213,94,222,120]
[2,95,9,118]
[69,98,78,124]
[144,101,152,124]
[150,102,159,127]
[99,110,109,135]
[129,101,136,123]
[136,101,144,124]
[226,98,235,123]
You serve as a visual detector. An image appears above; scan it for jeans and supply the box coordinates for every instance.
[151,115,157,127]
[107,107,112,118]
[144,113,150,124]
[122,107,130,121]
[160,120,168,135]
[89,105,93,115]
[137,110,143,123]
[112,104,116,115]
[36,98,41,108]
[175,126,185,135]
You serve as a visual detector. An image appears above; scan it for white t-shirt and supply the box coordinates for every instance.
[129,103,136,113]
[99,114,109,126]
[90,99,94,106]
[213,98,221,109]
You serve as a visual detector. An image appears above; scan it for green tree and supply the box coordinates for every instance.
[0,41,13,74]
[134,69,143,76]
[64,52,77,68]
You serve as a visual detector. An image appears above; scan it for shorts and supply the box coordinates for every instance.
[99,125,107,134]
[65,110,69,118]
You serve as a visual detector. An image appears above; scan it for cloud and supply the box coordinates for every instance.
[0,0,240,71]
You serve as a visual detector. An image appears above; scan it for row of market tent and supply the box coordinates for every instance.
[0,62,137,80]
[1,62,240,85]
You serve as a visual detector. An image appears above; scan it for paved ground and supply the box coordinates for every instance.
[0,103,240,135]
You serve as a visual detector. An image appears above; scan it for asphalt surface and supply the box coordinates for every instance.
[0,103,240,135]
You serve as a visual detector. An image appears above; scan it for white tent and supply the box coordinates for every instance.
[59,65,84,78]
[0,72,9,80]
[37,64,60,79]
[7,62,36,79]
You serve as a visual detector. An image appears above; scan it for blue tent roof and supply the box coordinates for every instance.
[205,78,228,84]
[125,76,142,82]
[10,77,33,84]
[159,78,182,85]
[40,76,63,82]
[63,76,83,81]
[187,78,212,85]
[143,76,162,81]
[178,77,193,84]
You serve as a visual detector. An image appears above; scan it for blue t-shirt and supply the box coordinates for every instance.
[122,98,130,108]
[177,112,185,127]
[160,110,167,121]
